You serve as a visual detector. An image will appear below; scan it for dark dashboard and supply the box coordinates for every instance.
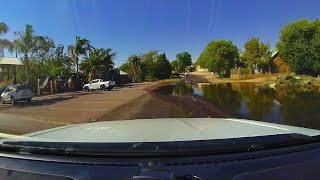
[0,141,320,180]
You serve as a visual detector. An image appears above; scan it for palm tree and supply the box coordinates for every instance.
[0,22,14,57]
[68,36,91,90]
[13,24,39,83]
[80,48,100,81]
[128,55,141,83]
[0,22,14,82]
[98,48,116,78]
[80,48,116,81]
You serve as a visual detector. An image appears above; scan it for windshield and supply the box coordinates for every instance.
[16,85,30,90]
[0,0,320,155]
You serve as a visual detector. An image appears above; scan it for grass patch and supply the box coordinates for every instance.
[0,129,23,135]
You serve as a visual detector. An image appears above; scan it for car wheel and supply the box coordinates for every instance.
[84,87,89,92]
[107,87,112,91]
[27,98,32,103]
[0,98,5,104]
[100,85,106,91]
[11,96,16,105]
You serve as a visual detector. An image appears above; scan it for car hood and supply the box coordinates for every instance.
[13,118,320,142]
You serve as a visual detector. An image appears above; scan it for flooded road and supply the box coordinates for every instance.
[155,82,320,130]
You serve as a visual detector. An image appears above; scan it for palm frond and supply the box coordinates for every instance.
[0,22,9,35]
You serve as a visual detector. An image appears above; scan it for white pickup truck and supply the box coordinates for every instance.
[83,79,115,91]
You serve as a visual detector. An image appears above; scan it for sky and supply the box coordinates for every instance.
[1,0,320,67]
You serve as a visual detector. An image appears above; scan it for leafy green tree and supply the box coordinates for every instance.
[119,62,131,73]
[13,24,39,83]
[175,52,192,73]
[199,40,239,77]
[277,19,320,75]
[154,53,172,79]
[68,36,91,89]
[141,50,159,81]
[195,52,205,68]
[241,37,272,73]
[119,51,172,82]
[30,36,55,80]
[0,22,14,57]
[49,45,73,77]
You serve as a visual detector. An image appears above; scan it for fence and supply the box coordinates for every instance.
[230,67,282,79]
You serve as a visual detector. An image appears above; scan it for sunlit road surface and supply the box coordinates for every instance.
[0,83,155,135]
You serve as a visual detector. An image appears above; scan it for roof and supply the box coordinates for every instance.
[120,71,128,75]
[0,57,23,65]
[272,51,279,58]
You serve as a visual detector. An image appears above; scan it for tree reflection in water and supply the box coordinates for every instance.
[155,82,320,130]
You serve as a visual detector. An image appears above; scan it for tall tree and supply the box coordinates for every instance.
[80,47,116,81]
[241,37,272,73]
[49,44,73,77]
[14,24,40,83]
[128,54,142,83]
[175,52,192,73]
[199,40,239,77]
[141,50,159,81]
[119,62,130,73]
[99,48,116,80]
[277,19,320,75]
[68,36,91,90]
[0,22,14,82]
[154,53,172,79]
[0,22,14,57]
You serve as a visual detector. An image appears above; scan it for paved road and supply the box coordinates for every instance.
[0,83,156,135]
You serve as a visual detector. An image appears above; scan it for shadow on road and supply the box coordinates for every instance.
[13,96,75,108]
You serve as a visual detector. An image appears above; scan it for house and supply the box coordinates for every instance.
[119,71,131,84]
[271,52,290,73]
[196,65,208,72]
[0,57,23,84]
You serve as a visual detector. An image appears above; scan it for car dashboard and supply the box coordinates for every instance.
[0,142,320,180]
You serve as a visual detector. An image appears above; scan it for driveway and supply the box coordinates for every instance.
[0,82,156,134]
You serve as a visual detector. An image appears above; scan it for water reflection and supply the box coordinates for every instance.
[155,83,320,130]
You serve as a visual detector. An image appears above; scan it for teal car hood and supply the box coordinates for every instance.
[16,118,320,142]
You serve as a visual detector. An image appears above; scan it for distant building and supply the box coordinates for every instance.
[196,65,208,72]
[271,52,290,73]
[119,71,131,84]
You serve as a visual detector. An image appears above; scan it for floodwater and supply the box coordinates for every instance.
[155,83,320,130]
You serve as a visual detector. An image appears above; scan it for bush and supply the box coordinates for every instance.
[241,68,249,74]
[274,73,314,90]
[185,66,195,72]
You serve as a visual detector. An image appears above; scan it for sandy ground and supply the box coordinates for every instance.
[0,82,157,134]
[98,75,234,121]
[98,93,232,121]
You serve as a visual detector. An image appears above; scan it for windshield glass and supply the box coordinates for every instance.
[0,0,320,154]
[16,85,30,90]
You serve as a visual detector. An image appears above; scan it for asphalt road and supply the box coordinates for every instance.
[0,83,155,135]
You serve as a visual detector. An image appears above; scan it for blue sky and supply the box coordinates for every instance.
[1,0,320,67]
